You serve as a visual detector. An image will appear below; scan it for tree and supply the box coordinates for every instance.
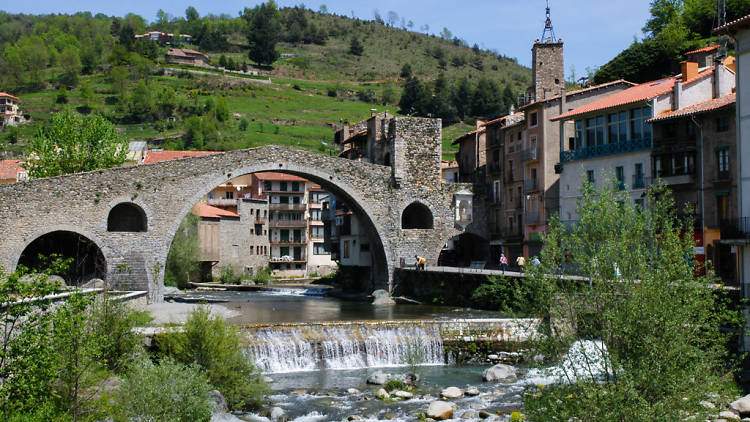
[56,86,69,104]
[349,36,364,56]
[155,9,170,26]
[215,96,230,122]
[452,77,473,120]
[399,63,412,78]
[398,76,430,116]
[127,80,154,121]
[246,1,281,66]
[77,80,94,110]
[109,65,128,99]
[319,4,328,14]
[521,179,741,420]
[165,213,201,289]
[24,108,127,178]
[59,47,81,87]
[643,0,684,37]
[440,27,453,40]
[386,11,399,27]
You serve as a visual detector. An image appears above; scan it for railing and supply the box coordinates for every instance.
[521,147,538,162]
[207,198,238,207]
[720,218,750,239]
[269,256,307,263]
[270,238,307,245]
[269,219,307,228]
[560,138,652,163]
[524,179,539,192]
[254,217,267,224]
[269,203,306,211]
[632,174,646,189]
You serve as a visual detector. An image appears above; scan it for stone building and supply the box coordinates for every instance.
[0,92,27,127]
[452,120,487,184]
[165,48,210,66]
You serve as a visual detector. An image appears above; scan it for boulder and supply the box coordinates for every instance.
[482,364,518,382]
[440,386,463,399]
[394,372,421,385]
[731,394,750,415]
[478,410,493,419]
[163,286,183,295]
[367,370,389,385]
[81,278,105,289]
[720,410,741,420]
[461,410,476,419]
[394,390,414,399]
[20,273,66,287]
[208,390,227,413]
[347,388,360,395]
[487,354,499,360]
[376,388,390,400]
[372,289,396,305]
[264,376,274,383]
[699,400,716,409]
[465,386,480,396]
[426,401,457,420]
[347,416,361,421]
[270,406,285,422]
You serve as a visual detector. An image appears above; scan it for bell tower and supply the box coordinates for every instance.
[530,0,564,102]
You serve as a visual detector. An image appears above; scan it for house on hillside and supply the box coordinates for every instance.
[452,121,487,185]
[0,92,27,127]
[0,160,27,183]
[165,48,210,67]
[135,31,192,45]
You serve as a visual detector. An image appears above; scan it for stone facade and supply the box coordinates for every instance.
[0,127,464,300]
[530,41,564,103]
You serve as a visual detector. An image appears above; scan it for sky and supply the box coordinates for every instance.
[3,1,653,77]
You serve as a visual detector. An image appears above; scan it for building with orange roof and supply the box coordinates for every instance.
[0,92,27,127]
[452,120,487,184]
[556,56,735,267]
[143,149,218,164]
[165,48,210,67]
[0,159,27,183]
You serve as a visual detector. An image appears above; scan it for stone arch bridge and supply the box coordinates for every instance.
[0,145,469,301]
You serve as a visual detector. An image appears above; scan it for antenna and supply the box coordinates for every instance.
[717,0,727,59]
[541,0,557,43]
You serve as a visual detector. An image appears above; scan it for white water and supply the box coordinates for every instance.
[246,324,447,373]
[522,340,612,386]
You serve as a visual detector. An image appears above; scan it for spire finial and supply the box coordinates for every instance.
[541,0,557,42]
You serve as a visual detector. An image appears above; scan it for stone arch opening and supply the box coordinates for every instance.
[401,202,434,229]
[17,231,107,286]
[438,232,488,267]
[165,165,393,294]
[107,202,147,232]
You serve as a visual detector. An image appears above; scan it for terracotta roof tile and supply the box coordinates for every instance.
[0,160,24,180]
[649,93,736,122]
[684,45,719,55]
[143,150,218,163]
[451,128,485,145]
[0,92,19,101]
[252,172,309,182]
[194,203,239,219]
[520,79,636,110]
[715,14,750,33]
[553,77,680,121]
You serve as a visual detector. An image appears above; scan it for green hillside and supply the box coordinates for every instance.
[0,6,531,161]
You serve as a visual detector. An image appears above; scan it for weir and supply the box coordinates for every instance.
[242,318,540,373]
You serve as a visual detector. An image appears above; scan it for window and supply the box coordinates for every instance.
[313,243,328,255]
[250,246,254,255]
[264,181,272,191]
[530,112,538,127]
[630,106,652,140]
[310,209,322,221]
[717,148,729,179]
[280,181,288,191]
[586,170,595,185]
[311,226,324,238]
[279,196,289,204]
[615,166,624,189]
[254,224,263,235]
[607,112,628,143]
[225,191,234,199]
[343,240,350,259]
[574,120,583,149]
[718,194,730,221]
[634,163,644,188]
[717,116,730,132]
[585,116,605,146]
[292,181,300,191]
[280,246,290,257]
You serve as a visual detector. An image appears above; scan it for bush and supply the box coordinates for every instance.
[252,266,272,285]
[239,118,249,131]
[384,379,405,392]
[327,87,337,97]
[217,265,244,285]
[156,307,268,411]
[89,294,150,373]
[471,275,540,314]
[165,213,201,289]
[116,357,213,422]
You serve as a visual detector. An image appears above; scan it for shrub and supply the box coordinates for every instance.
[218,265,244,285]
[383,379,405,392]
[239,118,249,131]
[252,266,272,285]
[116,357,212,422]
[327,87,337,97]
[89,294,149,373]
[156,307,268,411]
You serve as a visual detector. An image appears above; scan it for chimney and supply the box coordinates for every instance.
[673,81,682,111]
[681,60,698,82]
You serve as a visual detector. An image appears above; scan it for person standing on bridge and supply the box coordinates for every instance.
[415,255,426,270]
[499,253,508,273]
[516,255,525,273]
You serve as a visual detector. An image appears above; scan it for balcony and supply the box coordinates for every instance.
[501,227,524,240]
[560,138,652,163]
[525,211,541,224]
[720,218,750,239]
[269,219,307,228]
[269,257,307,263]
[524,179,540,192]
[207,198,238,207]
[254,217,267,224]
[269,203,306,211]
[632,174,647,189]
[521,147,539,162]
[270,238,307,245]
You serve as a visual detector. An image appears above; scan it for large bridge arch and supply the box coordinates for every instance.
[0,144,466,301]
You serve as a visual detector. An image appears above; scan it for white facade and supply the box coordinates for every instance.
[338,213,372,267]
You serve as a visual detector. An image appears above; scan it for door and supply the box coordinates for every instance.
[293,247,302,261]
[293,230,302,242]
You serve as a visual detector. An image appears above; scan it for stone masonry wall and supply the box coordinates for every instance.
[0,136,461,301]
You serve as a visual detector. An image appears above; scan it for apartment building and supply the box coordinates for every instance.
[0,92,27,127]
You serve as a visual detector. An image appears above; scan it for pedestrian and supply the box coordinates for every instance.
[516,255,525,273]
[415,255,426,270]
[499,253,508,273]
[532,256,540,266]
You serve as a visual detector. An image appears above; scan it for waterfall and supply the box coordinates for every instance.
[245,322,446,373]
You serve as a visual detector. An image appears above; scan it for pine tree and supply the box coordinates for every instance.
[349,37,364,56]
[245,1,281,66]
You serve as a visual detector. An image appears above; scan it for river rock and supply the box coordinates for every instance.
[478,410,492,419]
[347,388,360,395]
[461,410,477,419]
[426,401,457,420]
[699,400,716,409]
[367,370,389,385]
[731,395,750,415]
[720,410,741,420]
[81,278,105,289]
[347,416,361,421]
[465,386,480,396]
[487,354,499,360]
[211,413,245,422]
[394,372,421,385]
[482,364,518,382]
[376,388,390,399]
[163,285,183,295]
[394,390,414,399]
[372,289,395,305]
[270,406,286,421]
[441,386,463,399]
[208,390,227,413]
